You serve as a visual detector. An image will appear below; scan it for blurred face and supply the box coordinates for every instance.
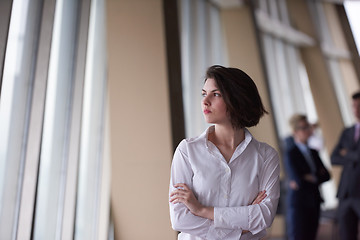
[352,98,360,122]
[294,120,313,144]
[201,78,230,125]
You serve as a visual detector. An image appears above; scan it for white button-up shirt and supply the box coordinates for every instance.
[169,126,280,240]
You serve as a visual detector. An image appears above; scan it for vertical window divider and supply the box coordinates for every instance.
[0,0,13,96]
[16,1,56,239]
[62,0,91,239]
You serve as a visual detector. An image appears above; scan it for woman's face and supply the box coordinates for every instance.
[201,78,230,125]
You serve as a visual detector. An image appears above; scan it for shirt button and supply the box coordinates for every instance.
[224,194,228,199]
[225,168,230,173]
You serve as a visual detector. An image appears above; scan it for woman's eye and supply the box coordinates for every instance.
[201,92,206,97]
[214,93,221,97]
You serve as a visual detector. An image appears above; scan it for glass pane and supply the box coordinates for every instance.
[33,0,79,238]
[344,2,360,54]
[0,0,40,238]
[75,0,108,238]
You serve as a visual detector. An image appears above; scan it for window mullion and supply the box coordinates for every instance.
[62,0,91,238]
[0,0,13,95]
[16,0,57,239]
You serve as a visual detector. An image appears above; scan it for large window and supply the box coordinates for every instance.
[255,0,339,209]
[345,1,360,54]
[0,0,110,239]
[178,0,228,138]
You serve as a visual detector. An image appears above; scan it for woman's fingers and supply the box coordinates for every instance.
[173,183,189,191]
[169,195,182,203]
[170,183,191,203]
[251,190,267,205]
[169,191,182,199]
[170,183,189,198]
[169,191,184,203]
[171,184,204,216]
[252,191,262,203]
[170,184,189,197]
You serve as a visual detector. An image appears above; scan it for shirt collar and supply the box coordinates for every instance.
[231,128,253,162]
[294,140,309,153]
[204,125,253,163]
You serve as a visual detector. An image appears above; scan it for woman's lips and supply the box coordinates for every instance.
[203,109,211,114]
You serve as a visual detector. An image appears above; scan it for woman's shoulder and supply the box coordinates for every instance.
[177,128,209,148]
[176,133,206,152]
[251,137,278,160]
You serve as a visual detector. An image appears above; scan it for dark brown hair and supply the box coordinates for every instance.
[205,65,268,129]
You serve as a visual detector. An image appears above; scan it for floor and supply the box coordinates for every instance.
[266,212,360,240]
[316,217,339,240]
[264,218,337,240]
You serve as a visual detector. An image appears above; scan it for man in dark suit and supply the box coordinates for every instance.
[285,114,330,240]
[331,91,360,240]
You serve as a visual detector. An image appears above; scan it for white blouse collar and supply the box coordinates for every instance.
[203,125,253,163]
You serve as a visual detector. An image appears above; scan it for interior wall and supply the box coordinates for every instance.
[107,0,175,239]
[221,6,283,238]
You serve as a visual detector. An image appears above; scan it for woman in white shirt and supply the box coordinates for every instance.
[169,65,280,240]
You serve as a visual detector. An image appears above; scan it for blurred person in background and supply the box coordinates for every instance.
[285,114,330,240]
[169,65,280,240]
[331,91,360,240]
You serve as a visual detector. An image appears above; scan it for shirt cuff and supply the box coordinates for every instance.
[248,205,263,235]
[206,225,229,240]
[213,206,249,230]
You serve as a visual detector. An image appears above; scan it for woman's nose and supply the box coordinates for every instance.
[202,96,210,105]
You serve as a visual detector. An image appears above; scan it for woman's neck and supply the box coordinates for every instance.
[210,124,245,150]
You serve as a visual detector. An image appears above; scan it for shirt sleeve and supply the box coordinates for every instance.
[331,129,360,165]
[213,149,280,235]
[312,149,330,185]
[285,148,304,187]
[169,141,240,239]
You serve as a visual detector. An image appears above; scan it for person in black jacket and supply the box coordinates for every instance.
[285,114,330,240]
[331,91,360,240]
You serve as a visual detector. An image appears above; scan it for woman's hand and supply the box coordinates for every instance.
[169,183,214,220]
[251,190,267,205]
[170,185,267,225]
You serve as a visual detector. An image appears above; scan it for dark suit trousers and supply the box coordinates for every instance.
[286,204,320,240]
[338,198,360,240]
